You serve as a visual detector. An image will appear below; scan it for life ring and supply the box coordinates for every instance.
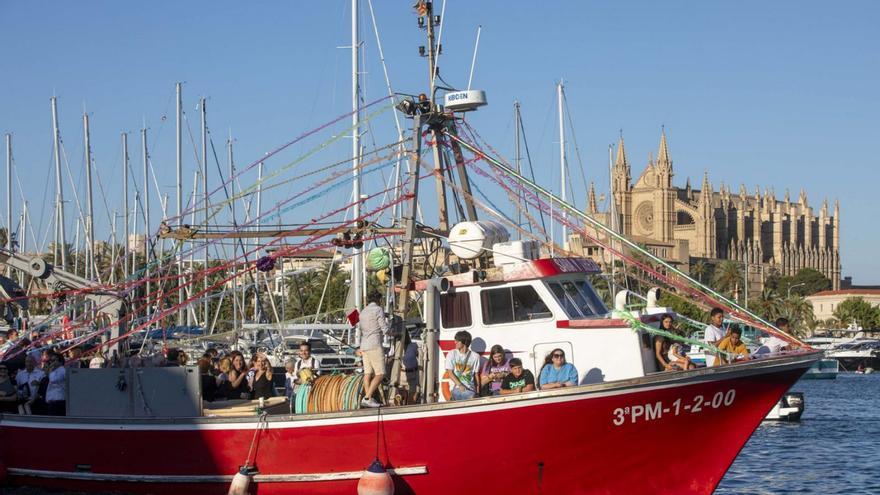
[440,370,452,402]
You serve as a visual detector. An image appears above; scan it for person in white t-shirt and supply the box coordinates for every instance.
[15,355,45,404]
[445,331,481,400]
[703,308,726,367]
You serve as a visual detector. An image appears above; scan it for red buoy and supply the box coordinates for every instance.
[357,459,394,495]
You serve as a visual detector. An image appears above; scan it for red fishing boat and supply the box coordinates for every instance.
[0,3,819,494]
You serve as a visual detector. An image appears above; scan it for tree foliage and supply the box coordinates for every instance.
[833,297,880,329]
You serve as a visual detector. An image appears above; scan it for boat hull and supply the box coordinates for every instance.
[0,353,817,495]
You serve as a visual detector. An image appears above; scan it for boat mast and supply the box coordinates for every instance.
[141,127,151,322]
[122,133,129,281]
[5,133,12,277]
[608,143,616,297]
[514,102,521,239]
[228,136,237,333]
[176,82,184,326]
[423,3,449,231]
[351,0,364,313]
[200,97,209,327]
[557,80,567,250]
[51,97,67,270]
[84,113,95,281]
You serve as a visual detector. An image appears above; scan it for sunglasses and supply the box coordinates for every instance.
[552,354,564,358]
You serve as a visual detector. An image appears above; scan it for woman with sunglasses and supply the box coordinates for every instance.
[538,349,579,390]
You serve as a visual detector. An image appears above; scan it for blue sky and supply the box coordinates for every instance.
[1,1,878,282]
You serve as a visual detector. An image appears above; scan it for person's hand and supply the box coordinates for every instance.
[355,349,363,357]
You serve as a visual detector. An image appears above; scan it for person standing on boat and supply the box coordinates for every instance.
[703,308,726,367]
[14,355,44,408]
[45,351,66,416]
[538,349,579,389]
[445,330,481,400]
[359,292,390,408]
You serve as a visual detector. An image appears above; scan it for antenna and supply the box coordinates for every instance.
[467,25,482,90]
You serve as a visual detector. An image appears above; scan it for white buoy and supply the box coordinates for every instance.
[357,459,394,495]
[227,466,251,495]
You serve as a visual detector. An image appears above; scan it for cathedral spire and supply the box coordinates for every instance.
[588,181,598,214]
[657,127,671,166]
[615,133,628,168]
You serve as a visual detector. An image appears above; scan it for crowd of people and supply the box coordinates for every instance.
[443,330,578,401]
[0,298,799,417]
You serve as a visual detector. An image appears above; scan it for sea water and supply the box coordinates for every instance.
[717,373,880,494]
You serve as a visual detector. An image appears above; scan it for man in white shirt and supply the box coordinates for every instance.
[445,331,481,400]
[703,308,726,367]
[15,355,45,404]
[45,352,67,416]
[358,293,390,408]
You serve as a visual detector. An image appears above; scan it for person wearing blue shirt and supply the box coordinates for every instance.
[538,348,579,389]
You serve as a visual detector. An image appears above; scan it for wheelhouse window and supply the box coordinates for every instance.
[480,285,552,325]
[547,279,608,319]
[440,291,472,329]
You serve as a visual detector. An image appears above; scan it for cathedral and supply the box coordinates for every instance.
[576,131,842,290]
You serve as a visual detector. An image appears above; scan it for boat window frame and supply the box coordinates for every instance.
[439,289,474,330]
[478,284,554,326]
[545,277,609,320]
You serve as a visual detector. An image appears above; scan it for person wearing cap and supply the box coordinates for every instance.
[500,358,535,395]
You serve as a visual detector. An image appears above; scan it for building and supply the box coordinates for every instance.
[574,130,842,290]
[806,289,880,324]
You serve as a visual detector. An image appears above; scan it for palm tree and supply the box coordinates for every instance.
[691,260,708,284]
[713,261,742,299]
[780,295,814,336]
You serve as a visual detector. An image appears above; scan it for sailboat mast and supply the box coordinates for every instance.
[122,133,129,281]
[557,80,567,249]
[351,0,363,312]
[175,82,185,326]
[5,134,12,265]
[514,102,522,239]
[201,97,209,327]
[84,113,95,281]
[51,97,67,270]
[141,127,151,322]
[608,143,616,297]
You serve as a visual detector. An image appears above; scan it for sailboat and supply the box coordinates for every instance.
[0,3,819,495]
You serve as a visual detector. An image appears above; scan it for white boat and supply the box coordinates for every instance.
[801,358,839,379]
[764,392,804,421]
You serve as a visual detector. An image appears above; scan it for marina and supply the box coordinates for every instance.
[1,2,878,494]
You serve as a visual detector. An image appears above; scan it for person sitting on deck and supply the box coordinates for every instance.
[358,291,390,408]
[227,351,251,400]
[479,344,510,396]
[716,327,749,365]
[197,358,218,402]
[215,357,233,400]
[0,364,19,413]
[500,358,535,395]
[753,318,795,357]
[284,358,297,401]
[251,353,274,400]
[654,314,675,371]
[163,348,181,367]
[445,330,481,400]
[538,349,579,389]
[703,308,726,367]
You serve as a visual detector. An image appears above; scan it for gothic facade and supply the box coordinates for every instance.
[590,131,841,289]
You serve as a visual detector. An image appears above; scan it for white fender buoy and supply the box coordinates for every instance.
[227,466,251,495]
[357,459,394,495]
